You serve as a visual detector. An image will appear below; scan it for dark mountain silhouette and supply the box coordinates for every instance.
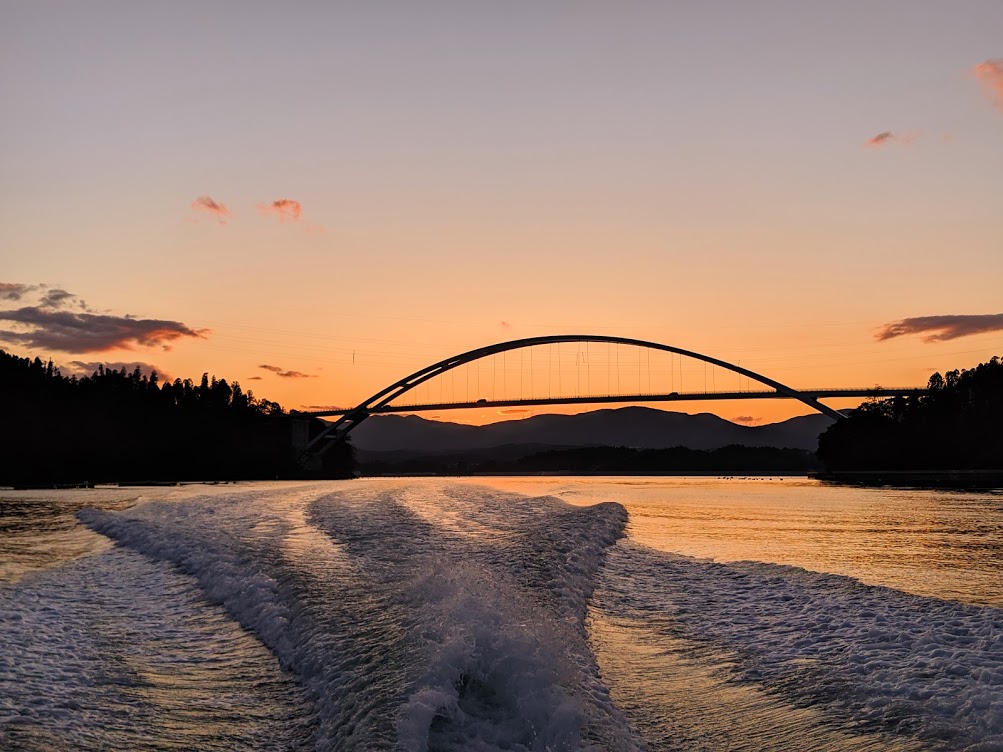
[350,406,835,454]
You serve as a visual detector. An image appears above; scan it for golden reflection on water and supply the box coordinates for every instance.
[588,613,923,752]
[459,477,1003,608]
[0,490,140,583]
[464,476,1000,751]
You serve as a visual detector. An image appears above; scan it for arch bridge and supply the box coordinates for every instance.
[295,335,924,459]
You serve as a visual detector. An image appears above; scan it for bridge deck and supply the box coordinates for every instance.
[298,387,924,418]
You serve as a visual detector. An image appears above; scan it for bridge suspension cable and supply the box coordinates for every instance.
[297,334,897,459]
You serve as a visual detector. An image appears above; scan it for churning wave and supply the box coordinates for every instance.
[77,483,639,751]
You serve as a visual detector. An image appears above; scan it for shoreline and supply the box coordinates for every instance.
[7,470,1002,490]
[810,469,1003,490]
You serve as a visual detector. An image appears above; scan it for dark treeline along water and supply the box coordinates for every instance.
[818,355,1003,471]
[3,349,1001,486]
[0,349,353,485]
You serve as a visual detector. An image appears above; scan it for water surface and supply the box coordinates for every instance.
[0,478,999,750]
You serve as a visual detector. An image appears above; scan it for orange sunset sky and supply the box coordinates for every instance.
[2,2,1001,426]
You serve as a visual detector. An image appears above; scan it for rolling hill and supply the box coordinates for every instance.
[349,406,836,456]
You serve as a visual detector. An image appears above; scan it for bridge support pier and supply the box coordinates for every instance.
[292,418,325,473]
[291,418,312,452]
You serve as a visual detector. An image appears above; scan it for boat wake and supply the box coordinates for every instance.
[1,481,1000,751]
[78,483,638,751]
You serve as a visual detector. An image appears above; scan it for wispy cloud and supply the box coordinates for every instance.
[39,287,89,310]
[0,283,38,301]
[733,415,759,425]
[864,131,917,148]
[0,285,208,353]
[257,199,302,223]
[68,360,170,381]
[2,284,90,311]
[866,131,895,148]
[497,408,530,415]
[191,195,231,223]
[259,364,315,378]
[499,321,512,329]
[247,376,263,380]
[875,314,1003,342]
[973,59,1003,112]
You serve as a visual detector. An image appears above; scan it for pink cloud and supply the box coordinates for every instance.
[973,59,1003,112]
[258,199,303,223]
[191,196,230,223]
[864,131,917,148]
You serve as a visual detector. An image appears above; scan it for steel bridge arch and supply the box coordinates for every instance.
[303,335,845,455]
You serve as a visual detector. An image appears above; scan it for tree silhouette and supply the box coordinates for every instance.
[0,349,354,485]
[817,355,1003,471]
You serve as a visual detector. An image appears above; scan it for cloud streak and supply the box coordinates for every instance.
[875,314,1003,342]
[0,308,209,352]
[191,195,231,223]
[259,364,315,378]
[39,287,86,310]
[257,199,302,223]
[1,283,89,311]
[973,59,1003,112]
[0,283,38,301]
[864,131,916,148]
[0,284,208,353]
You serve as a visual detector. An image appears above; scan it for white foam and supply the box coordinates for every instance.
[77,483,639,750]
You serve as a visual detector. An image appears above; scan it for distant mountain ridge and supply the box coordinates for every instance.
[349,406,835,454]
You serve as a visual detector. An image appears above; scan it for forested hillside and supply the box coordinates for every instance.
[0,350,353,484]
[818,356,1003,470]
